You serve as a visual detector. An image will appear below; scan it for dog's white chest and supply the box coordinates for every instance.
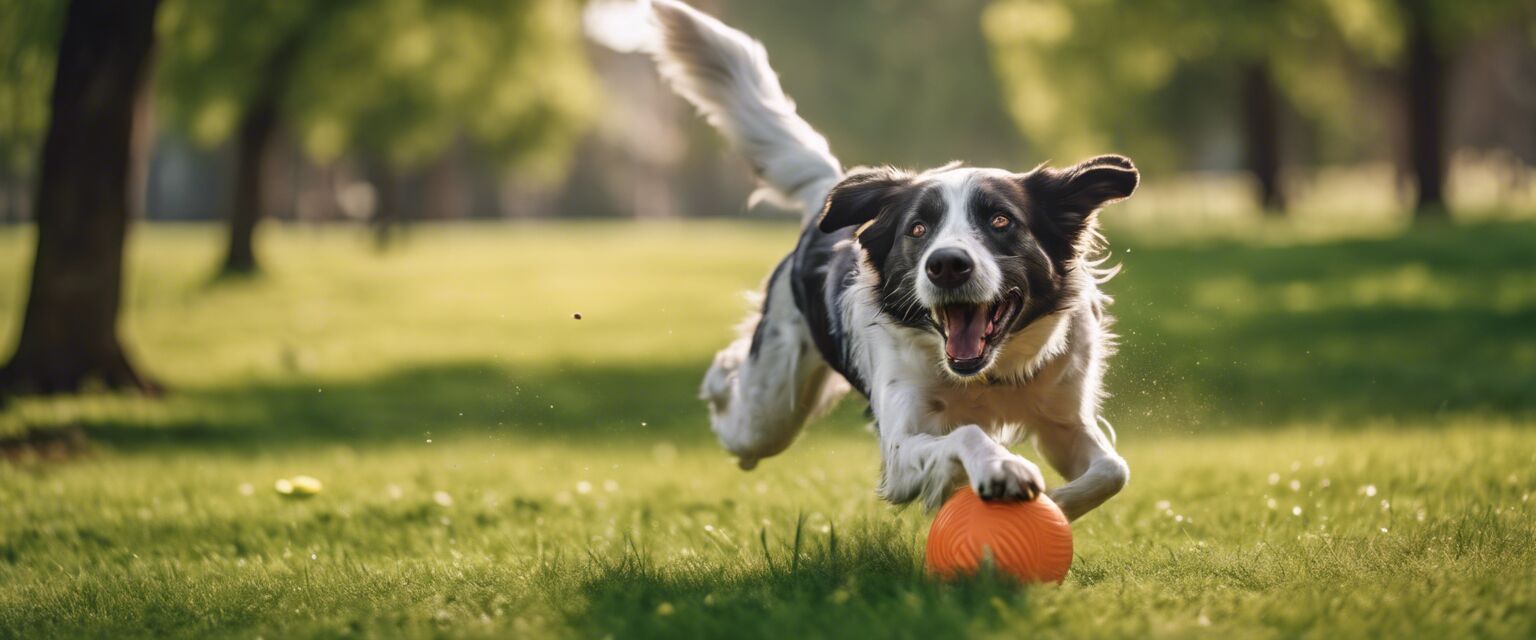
[926,382,1037,433]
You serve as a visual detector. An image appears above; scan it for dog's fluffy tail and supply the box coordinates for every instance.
[647,0,842,220]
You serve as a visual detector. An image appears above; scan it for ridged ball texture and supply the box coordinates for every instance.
[925,489,1074,583]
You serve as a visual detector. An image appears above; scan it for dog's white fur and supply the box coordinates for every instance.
[650,0,1128,519]
[647,0,841,217]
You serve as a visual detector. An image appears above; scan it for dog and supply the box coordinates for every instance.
[646,0,1135,519]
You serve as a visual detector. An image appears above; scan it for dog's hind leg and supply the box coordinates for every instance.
[702,260,846,470]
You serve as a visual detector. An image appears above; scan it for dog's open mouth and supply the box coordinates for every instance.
[933,288,1023,376]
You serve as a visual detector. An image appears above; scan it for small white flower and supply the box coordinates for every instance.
[576,481,593,495]
[1292,506,1303,516]
[1267,473,1281,486]
[1288,480,1301,492]
[1363,484,1378,497]
[1154,500,1171,511]
[433,491,454,507]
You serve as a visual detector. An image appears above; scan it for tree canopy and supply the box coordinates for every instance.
[0,0,66,176]
[982,0,1533,173]
[156,0,597,177]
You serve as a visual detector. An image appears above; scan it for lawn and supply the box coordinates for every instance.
[1,219,1534,638]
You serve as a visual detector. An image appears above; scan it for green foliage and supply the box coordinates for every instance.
[984,0,1329,169]
[1,221,1535,637]
[0,0,65,174]
[155,0,337,145]
[983,0,1534,170]
[156,0,597,175]
[725,0,1023,169]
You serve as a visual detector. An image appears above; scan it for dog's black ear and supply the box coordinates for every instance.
[1022,155,1137,258]
[817,167,914,233]
[1026,155,1138,218]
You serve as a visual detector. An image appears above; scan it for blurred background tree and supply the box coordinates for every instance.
[156,0,596,270]
[0,0,597,396]
[1375,0,1533,215]
[983,0,1535,218]
[0,0,161,395]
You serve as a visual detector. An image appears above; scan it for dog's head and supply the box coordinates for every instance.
[818,156,1138,378]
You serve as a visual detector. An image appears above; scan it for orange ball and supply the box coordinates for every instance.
[925,488,1074,583]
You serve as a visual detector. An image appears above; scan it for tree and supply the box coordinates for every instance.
[158,0,369,275]
[1400,0,1446,215]
[985,0,1534,219]
[983,0,1308,213]
[1243,61,1286,212]
[1306,0,1531,218]
[0,0,162,395]
[157,0,596,269]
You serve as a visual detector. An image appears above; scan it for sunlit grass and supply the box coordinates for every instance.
[0,220,1533,638]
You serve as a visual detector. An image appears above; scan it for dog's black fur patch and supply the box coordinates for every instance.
[788,224,867,394]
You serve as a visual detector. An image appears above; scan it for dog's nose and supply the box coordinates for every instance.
[925,248,973,289]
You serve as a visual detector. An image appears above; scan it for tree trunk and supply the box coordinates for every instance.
[219,97,276,276]
[370,162,403,250]
[1403,0,1447,217]
[217,27,314,277]
[0,0,161,396]
[1242,62,1286,214]
[0,173,17,222]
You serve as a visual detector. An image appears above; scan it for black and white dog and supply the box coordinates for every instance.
[649,0,1135,519]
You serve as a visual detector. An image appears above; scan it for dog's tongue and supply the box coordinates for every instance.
[943,305,988,361]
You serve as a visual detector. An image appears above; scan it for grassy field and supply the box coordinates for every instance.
[1,220,1534,638]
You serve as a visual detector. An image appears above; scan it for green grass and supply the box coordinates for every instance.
[1,220,1533,638]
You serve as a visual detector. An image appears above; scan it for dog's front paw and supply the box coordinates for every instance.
[971,454,1045,502]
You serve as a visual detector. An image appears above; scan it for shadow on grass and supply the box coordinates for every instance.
[1106,220,1536,431]
[565,518,1035,640]
[79,361,747,452]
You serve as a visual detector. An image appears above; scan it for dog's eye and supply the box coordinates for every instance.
[990,214,1012,230]
[908,222,927,238]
